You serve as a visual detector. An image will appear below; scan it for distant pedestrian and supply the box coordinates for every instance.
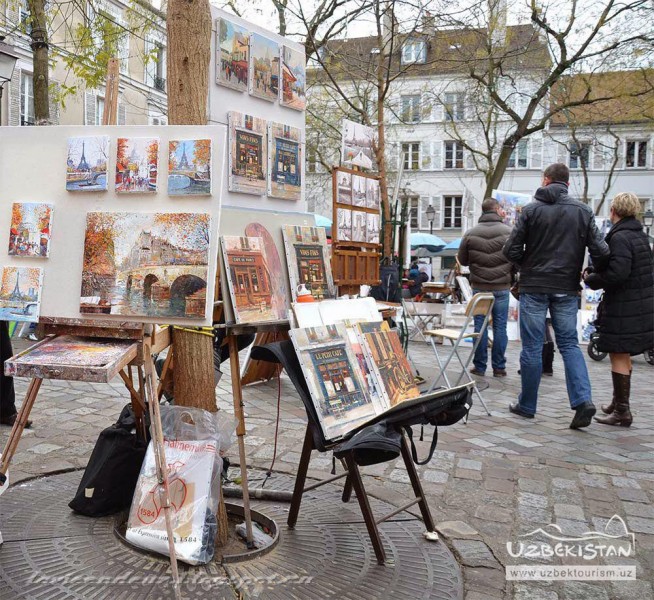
[584,192,654,427]
[503,163,610,428]
[458,197,513,377]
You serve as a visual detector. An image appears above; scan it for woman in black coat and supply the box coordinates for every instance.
[585,192,654,427]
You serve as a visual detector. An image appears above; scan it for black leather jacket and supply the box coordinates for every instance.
[503,182,609,293]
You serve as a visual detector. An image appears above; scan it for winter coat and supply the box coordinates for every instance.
[503,182,610,293]
[458,212,513,290]
[585,217,654,354]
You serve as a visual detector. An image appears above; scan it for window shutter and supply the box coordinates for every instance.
[421,97,432,122]
[421,142,431,170]
[49,81,60,125]
[84,91,96,126]
[144,38,154,86]
[418,196,431,230]
[465,141,475,170]
[118,102,127,125]
[9,68,21,126]
[431,141,442,170]
[436,196,444,229]
[432,101,444,122]
[531,137,542,170]
[557,142,568,165]
[541,138,557,167]
[119,32,130,75]
[386,142,398,172]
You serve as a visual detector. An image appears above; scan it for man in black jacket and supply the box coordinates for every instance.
[503,163,609,428]
[458,198,513,376]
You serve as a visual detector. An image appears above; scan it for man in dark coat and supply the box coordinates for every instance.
[1,322,32,427]
[458,198,513,376]
[503,163,610,428]
[584,192,654,427]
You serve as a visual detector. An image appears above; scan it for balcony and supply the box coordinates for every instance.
[154,76,166,92]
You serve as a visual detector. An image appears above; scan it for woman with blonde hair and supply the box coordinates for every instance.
[584,192,654,426]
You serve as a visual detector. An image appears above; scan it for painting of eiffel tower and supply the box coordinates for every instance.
[66,136,109,191]
[168,139,212,196]
[0,266,43,323]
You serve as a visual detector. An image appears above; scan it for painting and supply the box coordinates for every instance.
[341,119,377,170]
[66,136,109,191]
[351,174,367,207]
[366,177,381,211]
[216,18,249,92]
[352,210,367,243]
[8,202,53,258]
[0,266,43,323]
[249,33,279,102]
[280,45,306,111]
[228,111,267,195]
[268,122,302,201]
[367,213,380,244]
[290,324,376,441]
[80,212,210,320]
[115,138,159,193]
[337,208,351,242]
[336,170,352,205]
[168,139,212,196]
[283,225,335,301]
[492,189,532,227]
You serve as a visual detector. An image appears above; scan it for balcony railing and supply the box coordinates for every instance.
[154,76,166,92]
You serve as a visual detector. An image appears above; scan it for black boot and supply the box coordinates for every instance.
[600,369,631,415]
[595,372,632,427]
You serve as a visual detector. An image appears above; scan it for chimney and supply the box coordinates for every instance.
[422,11,436,37]
[489,0,507,47]
[382,3,398,54]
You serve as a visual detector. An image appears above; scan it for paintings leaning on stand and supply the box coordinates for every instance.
[0,265,44,323]
[280,45,306,111]
[336,208,351,242]
[115,137,160,193]
[282,225,335,301]
[168,139,212,196]
[341,119,377,170]
[8,202,53,258]
[80,212,210,320]
[268,122,302,201]
[216,17,250,92]
[249,33,279,102]
[66,136,109,192]
[228,111,267,195]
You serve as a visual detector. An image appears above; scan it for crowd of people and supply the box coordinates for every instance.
[458,163,654,429]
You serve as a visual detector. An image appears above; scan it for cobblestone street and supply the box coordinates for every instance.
[3,338,653,599]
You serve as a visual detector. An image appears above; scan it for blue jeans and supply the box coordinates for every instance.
[473,289,509,373]
[518,293,591,415]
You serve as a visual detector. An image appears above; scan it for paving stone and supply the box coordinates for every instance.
[389,468,411,484]
[473,505,512,523]
[612,476,642,489]
[437,521,479,539]
[579,473,610,488]
[625,516,654,535]
[27,443,63,455]
[609,580,653,600]
[622,502,654,519]
[554,503,585,521]
[451,539,499,568]
[519,478,548,494]
[519,492,549,508]
[552,477,579,490]
[423,469,449,484]
[465,591,503,600]
[616,488,651,503]
[457,458,482,471]
[513,584,559,600]
[454,468,483,481]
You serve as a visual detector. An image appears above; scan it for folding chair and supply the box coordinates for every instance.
[425,293,494,415]
[401,292,442,343]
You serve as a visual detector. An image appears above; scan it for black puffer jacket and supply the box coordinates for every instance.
[503,182,609,293]
[458,212,513,290]
[585,217,654,354]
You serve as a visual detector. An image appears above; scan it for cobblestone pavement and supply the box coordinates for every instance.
[3,338,653,600]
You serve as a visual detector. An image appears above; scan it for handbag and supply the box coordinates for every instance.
[333,422,402,466]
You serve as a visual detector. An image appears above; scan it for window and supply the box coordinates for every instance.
[95,96,105,126]
[402,143,420,170]
[626,140,647,168]
[20,72,34,126]
[19,0,31,32]
[145,39,167,91]
[443,92,464,121]
[508,139,529,168]
[410,197,420,229]
[443,195,463,229]
[401,39,426,64]
[401,94,420,123]
[569,142,590,170]
[444,141,463,169]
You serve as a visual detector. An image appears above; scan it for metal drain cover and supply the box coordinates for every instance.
[0,471,462,599]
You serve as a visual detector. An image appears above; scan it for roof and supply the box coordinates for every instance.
[550,70,654,127]
[310,24,551,82]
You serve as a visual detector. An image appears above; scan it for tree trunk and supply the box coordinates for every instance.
[28,0,50,125]
[166,0,211,125]
[483,142,514,199]
[171,328,216,411]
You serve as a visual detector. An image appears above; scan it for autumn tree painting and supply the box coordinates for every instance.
[115,138,160,193]
[0,266,44,323]
[168,139,212,196]
[8,203,54,258]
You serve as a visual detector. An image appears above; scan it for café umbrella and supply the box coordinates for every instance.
[410,232,446,254]
[436,238,462,258]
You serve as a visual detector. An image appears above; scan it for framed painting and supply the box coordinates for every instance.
[168,139,212,196]
[228,111,267,196]
[279,45,306,111]
[268,122,302,201]
[216,18,250,92]
[249,33,280,102]
[115,138,160,193]
[8,202,53,258]
[66,136,109,191]
[0,266,44,323]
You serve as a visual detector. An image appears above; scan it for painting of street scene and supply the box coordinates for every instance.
[366,177,381,211]
[8,202,53,258]
[66,136,109,191]
[115,138,159,193]
[352,210,367,243]
[80,212,210,321]
[337,208,352,242]
[341,119,377,170]
[352,174,367,207]
[336,170,352,204]
[367,213,380,244]
[228,111,267,195]
[168,140,212,196]
[280,45,306,111]
[216,18,249,92]
[249,33,279,102]
[268,122,302,201]
[0,266,43,323]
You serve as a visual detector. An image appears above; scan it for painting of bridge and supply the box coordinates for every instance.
[168,139,212,196]
[66,136,109,191]
[0,266,43,323]
[80,212,211,321]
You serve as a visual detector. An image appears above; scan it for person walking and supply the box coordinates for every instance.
[584,192,654,427]
[458,197,513,377]
[503,163,610,428]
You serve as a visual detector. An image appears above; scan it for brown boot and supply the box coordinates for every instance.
[600,369,631,414]
[595,372,632,427]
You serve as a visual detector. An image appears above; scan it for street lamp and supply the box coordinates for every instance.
[643,209,654,240]
[0,40,19,126]
[426,203,436,235]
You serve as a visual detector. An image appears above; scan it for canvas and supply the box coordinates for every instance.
[336,170,352,205]
[280,45,306,111]
[80,212,210,320]
[351,174,367,207]
[351,210,367,243]
[115,138,160,193]
[366,178,381,211]
[168,140,212,196]
[216,18,250,92]
[268,122,302,201]
[249,33,279,102]
[367,213,380,244]
[66,136,109,191]
[290,324,376,441]
[282,225,335,301]
[228,111,267,195]
[492,189,532,227]
[341,119,377,170]
[336,208,351,242]
[8,202,53,258]
[0,266,43,323]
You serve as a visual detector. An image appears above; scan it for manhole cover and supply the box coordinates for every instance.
[0,471,463,599]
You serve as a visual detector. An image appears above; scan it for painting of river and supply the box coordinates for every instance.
[0,266,43,323]
[66,136,109,192]
[168,140,212,196]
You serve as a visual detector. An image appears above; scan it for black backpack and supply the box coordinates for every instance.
[69,404,150,517]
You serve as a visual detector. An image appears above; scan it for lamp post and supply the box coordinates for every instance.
[426,203,436,235]
[0,40,19,126]
[643,209,654,242]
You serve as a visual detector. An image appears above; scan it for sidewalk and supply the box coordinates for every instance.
[3,338,653,599]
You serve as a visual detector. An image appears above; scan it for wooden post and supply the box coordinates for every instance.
[103,58,120,126]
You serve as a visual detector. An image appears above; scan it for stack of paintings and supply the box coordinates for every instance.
[332,168,381,245]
